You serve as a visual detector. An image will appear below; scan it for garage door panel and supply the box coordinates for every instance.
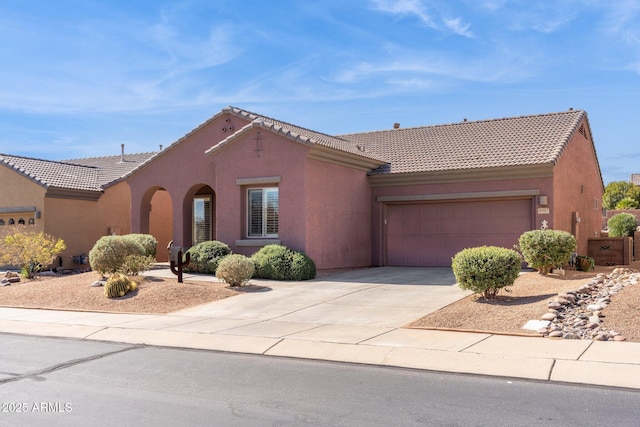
[386,199,532,267]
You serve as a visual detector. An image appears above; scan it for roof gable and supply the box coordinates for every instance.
[207,106,387,164]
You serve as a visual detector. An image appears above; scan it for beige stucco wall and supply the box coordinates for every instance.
[43,196,101,269]
[0,165,45,236]
[552,119,604,255]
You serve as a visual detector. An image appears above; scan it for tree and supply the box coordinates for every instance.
[615,197,639,210]
[602,181,640,210]
[607,213,638,237]
[0,227,66,278]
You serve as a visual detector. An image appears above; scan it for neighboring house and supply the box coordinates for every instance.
[631,174,640,186]
[0,150,158,269]
[121,106,604,269]
[0,107,604,270]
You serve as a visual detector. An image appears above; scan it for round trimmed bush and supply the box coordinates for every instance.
[216,254,255,287]
[452,246,522,299]
[89,236,145,275]
[251,244,316,280]
[185,241,232,274]
[607,213,638,237]
[123,233,158,257]
[518,229,576,274]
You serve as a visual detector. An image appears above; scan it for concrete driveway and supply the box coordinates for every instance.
[166,266,470,344]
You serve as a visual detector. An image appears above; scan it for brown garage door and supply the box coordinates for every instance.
[385,199,533,266]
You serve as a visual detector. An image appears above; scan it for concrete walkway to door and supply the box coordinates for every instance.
[1,266,640,389]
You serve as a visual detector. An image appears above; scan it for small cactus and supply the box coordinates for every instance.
[104,273,136,298]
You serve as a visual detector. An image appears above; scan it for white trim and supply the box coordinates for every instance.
[236,176,281,186]
[236,239,282,247]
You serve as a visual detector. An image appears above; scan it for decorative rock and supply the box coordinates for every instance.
[588,315,601,325]
[554,296,570,305]
[537,270,640,341]
[90,280,106,287]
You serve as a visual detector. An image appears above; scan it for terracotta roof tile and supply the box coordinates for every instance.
[0,152,156,192]
[0,154,101,191]
[64,152,157,186]
[339,110,587,174]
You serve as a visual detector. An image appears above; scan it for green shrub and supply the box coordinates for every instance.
[615,197,639,210]
[216,254,255,287]
[517,229,576,274]
[184,241,232,274]
[451,246,522,299]
[607,213,638,237]
[89,236,145,275]
[251,244,316,280]
[290,251,317,281]
[104,273,138,298]
[120,254,155,276]
[123,234,158,257]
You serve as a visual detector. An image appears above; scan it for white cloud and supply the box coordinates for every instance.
[370,0,473,37]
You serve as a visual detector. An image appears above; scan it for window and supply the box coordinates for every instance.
[247,188,278,237]
[193,196,212,244]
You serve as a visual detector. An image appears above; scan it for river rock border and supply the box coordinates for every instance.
[537,268,639,341]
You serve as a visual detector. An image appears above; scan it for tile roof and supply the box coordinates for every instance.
[0,154,101,191]
[0,152,156,192]
[64,152,157,187]
[339,110,588,175]
[223,106,387,162]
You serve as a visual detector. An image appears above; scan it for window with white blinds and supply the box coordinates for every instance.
[193,196,212,244]
[247,188,278,237]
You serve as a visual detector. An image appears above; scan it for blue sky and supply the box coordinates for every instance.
[0,0,638,184]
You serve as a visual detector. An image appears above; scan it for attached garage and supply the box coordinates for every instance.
[385,198,533,267]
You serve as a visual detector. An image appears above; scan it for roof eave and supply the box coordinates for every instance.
[45,187,103,201]
[368,163,555,187]
[307,145,387,171]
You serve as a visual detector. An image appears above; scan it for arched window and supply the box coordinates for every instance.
[8,218,15,225]
[0,219,4,226]
[28,218,35,225]
[18,218,25,225]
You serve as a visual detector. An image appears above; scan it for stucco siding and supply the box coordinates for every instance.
[0,166,45,236]
[212,128,309,257]
[305,158,372,270]
[127,113,250,246]
[552,121,604,254]
[44,197,101,269]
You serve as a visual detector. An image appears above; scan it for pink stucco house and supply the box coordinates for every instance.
[122,106,604,270]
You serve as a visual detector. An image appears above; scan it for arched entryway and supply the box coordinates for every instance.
[183,184,216,247]
[139,186,173,262]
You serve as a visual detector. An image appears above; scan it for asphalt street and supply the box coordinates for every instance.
[1,333,639,426]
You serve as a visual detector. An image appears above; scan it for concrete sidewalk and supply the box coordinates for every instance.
[1,266,639,390]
